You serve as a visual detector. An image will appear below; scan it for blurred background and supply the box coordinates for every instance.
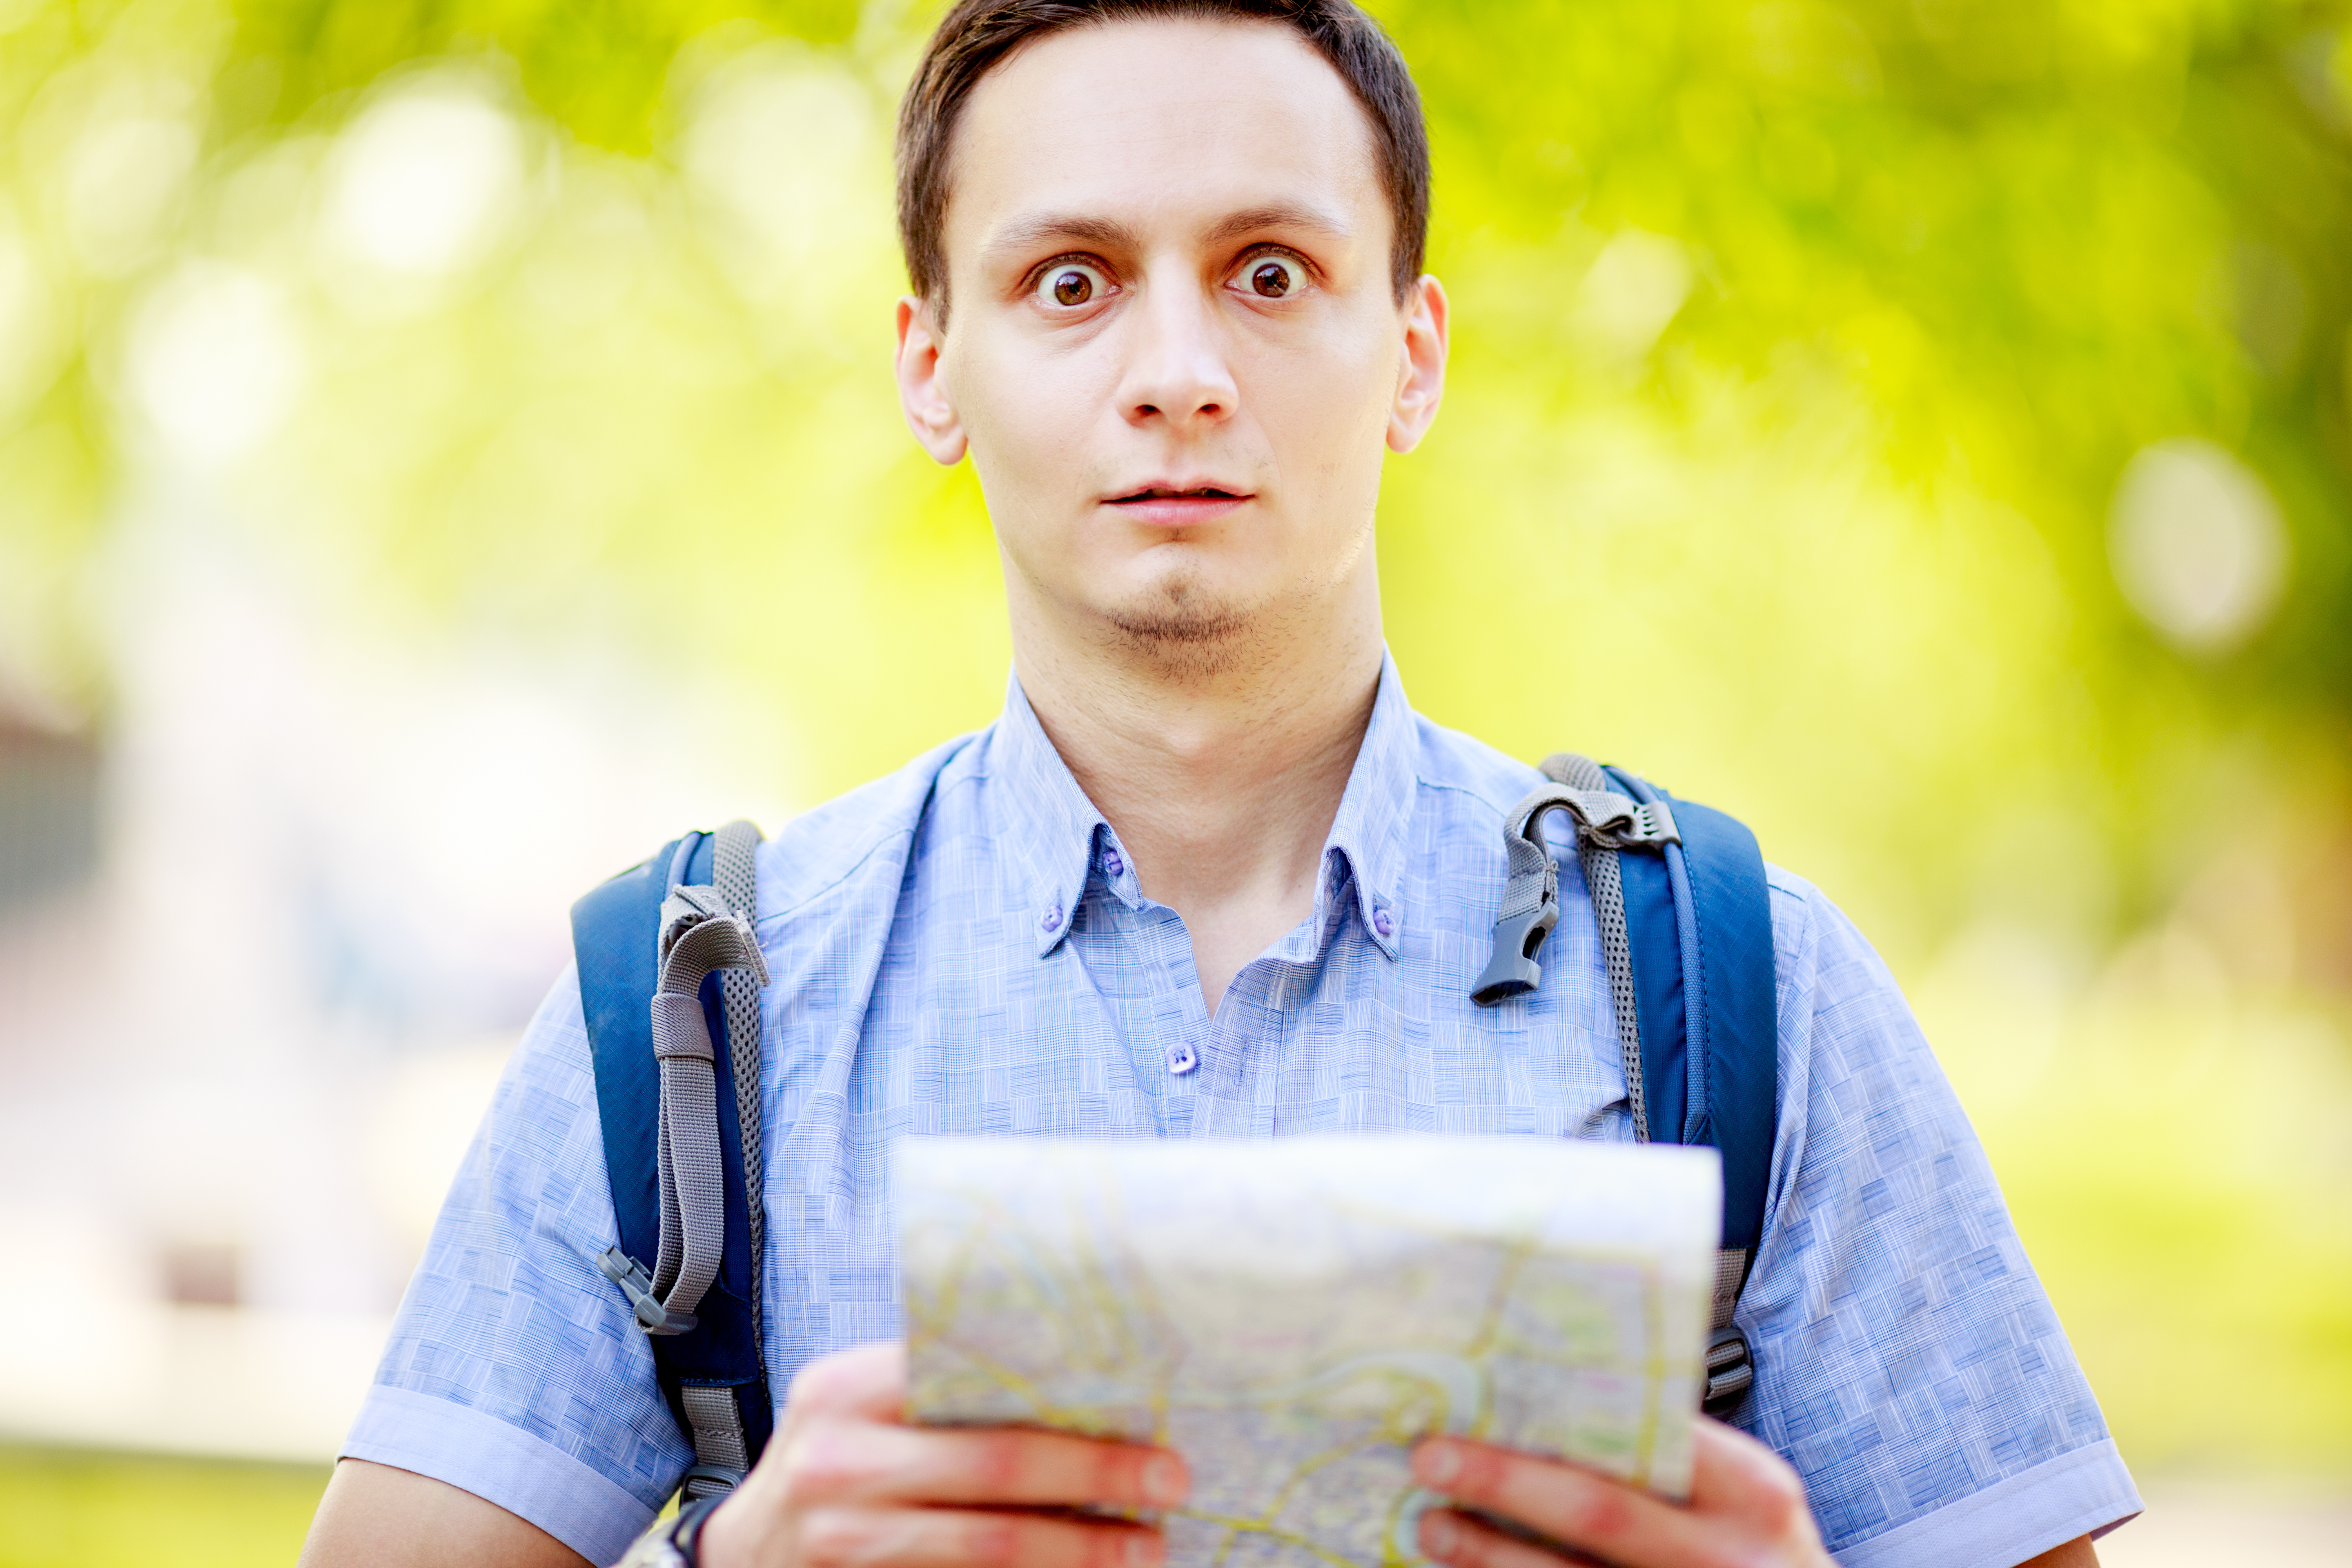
[1,0,2348,1561]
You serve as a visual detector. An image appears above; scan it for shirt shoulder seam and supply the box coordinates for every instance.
[1414,771,1519,821]
[755,737,983,929]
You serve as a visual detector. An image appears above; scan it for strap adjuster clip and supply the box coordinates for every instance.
[1471,895,1561,1006]
[1702,1323,1754,1414]
[682,1463,745,1499]
[1579,792,1680,851]
[598,1245,698,1336]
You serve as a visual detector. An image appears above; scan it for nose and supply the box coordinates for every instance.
[1114,273,1238,434]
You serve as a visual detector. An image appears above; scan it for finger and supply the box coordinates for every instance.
[1418,1508,1606,1568]
[787,1342,910,1423]
[784,1419,1189,1510]
[1688,1419,1813,1541]
[1412,1439,1712,1568]
[797,1504,1164,1568]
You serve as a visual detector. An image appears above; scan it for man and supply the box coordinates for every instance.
[301,3,2141,1566]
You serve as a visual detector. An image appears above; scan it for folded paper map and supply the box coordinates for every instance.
[897,1135,1721,1568]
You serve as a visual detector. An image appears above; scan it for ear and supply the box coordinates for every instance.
[1386,274,1449,455]
[895,295,967,465]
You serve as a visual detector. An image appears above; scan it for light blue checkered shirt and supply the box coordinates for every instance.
[349,657,2140,1566]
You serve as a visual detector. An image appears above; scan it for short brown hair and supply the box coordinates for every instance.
[895,0,1430,318]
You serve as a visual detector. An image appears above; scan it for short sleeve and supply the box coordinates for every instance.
[1735,871,2142,1567]
[342,966,689,1565]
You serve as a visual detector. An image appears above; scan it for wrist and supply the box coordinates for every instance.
[678,1496,728,1563]
[692,1490,758,1568]
[611,1495,727,1568]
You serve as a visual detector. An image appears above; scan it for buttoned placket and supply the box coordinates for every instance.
[1107,839,1203,1082]
[1187,855,1376,1129]
[1071,842,1402,1135]
[1003,659,1415,1131]
[1056,871,1198,1126]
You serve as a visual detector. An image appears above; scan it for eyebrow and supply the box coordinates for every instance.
[980,201,1355,270]
[980,213,1141,268]
[1203,202,1353,247]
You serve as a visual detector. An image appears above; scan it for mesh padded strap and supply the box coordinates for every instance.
[711,820,765,1357]
[1542,755,1649,1144]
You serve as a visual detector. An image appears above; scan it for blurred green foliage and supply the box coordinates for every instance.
[1389,0,2352,948]
[225,0,862,151]
[0,1443,326,1566]
[1,0,2349,1490]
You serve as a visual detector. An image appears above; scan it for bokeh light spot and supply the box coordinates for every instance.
[1571,230,1692,362]
[679,48,880,287]
[0,208,64,421]
[64,115,197,274]
[320,82,522,276]
[124,262,305,463]
[2108,438,2288,653]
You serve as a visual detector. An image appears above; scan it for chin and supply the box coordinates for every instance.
[1098,573,1263,664]
[1106,599,1247,646]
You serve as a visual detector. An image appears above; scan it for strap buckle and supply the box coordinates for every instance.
[1577,791,1680,852]
[599,1245,699,1336]
[659,887,773,988]
[1471,895,1561,1006]
[681,1463,745,1500]
[1701,1324,1754,1414]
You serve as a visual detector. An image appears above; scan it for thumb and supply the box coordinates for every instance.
[784,1341,908,1424]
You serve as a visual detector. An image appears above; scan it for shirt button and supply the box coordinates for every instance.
[1103,849,1125,877]
[1372,907,1395,938]
[1167,1044,1198,1075]
[1040,904,1063,933]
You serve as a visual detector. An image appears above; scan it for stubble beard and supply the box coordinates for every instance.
[1102,568,1268,682]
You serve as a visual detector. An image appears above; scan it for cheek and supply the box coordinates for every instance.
[953,330,1112,483]
[1252,330,1397,486]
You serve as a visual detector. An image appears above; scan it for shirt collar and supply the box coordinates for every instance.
[990,653,1418,961]
[1317,654,1415,959]
[991,673,1114,957]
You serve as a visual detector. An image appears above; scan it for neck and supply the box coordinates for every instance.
[1011,567,1385,1013]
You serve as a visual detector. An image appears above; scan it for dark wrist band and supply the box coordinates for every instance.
[671,1494,726,1566]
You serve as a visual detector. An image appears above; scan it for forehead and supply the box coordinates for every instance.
[945,16,1388,261]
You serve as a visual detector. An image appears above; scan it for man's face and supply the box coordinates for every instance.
[897,18,1445,658]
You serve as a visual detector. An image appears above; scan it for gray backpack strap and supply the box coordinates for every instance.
[649,884,768,1336]
[1712,1249,1753,1330]
[653,821,768,1499]
[1481,757,1768,1414]
[1546,755,1754,1390]
[1541,753,1653,1143]
[1473,759,1679,1143]
[712,819,765,1354]
[1705,1248,1757,1409]
[577,821,777,1499]
[679,1385,752,1498]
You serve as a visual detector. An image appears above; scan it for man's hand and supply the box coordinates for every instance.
[1410,1417,1831,1568]
[699,1341,1189,1568]
[1411,1419,2102,1568]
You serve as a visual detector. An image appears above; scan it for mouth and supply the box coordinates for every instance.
[1103,483,1253,525]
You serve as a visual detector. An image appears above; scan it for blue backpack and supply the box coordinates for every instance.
[570,755,1777,1504]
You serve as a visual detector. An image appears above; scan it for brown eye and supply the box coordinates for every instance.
[1247,256,1301,298]
[1034,262,1108,309]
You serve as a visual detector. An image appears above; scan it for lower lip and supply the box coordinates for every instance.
[1106,494,1250,527]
